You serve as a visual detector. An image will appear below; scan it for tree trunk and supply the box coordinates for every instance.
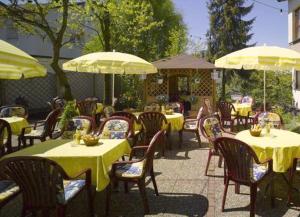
[51,44,73,100]
[103,9,112,105]
[221,70,226,100]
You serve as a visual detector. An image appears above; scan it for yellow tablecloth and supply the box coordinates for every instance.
[134,112,184,132]
[232,103,252,117]
[0,117,29,135]
[3,139,131,191]
[236,129,300,172]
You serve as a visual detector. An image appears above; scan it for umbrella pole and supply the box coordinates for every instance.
[112,73,115,106]
[264,70,266,112]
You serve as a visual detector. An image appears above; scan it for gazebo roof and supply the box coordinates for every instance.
[152,54,216,70]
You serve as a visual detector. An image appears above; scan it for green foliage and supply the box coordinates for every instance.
[59,101,79,129]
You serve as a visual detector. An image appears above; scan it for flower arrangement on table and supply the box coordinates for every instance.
[59,101,79,131]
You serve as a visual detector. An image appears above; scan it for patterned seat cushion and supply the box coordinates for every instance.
[251,164,268,181]
[100,119,129,139]
[0,180,20,202]
[203,117,223,139]
[58,180,85,204]
[104,106,115,118]
[183,120,198,130]
[115,161,145,178]
[24,129,43,137]
[62,118,92,139]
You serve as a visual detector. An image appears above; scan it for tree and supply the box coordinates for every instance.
[0,0,84,100]
[206,0,255,99]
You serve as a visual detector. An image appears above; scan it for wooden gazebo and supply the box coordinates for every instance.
[145,54,216,114]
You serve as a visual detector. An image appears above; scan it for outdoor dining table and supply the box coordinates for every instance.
[232,103,252,117]
[134,112,184,132]
[0,116,29,135]
[2,138,131,191]
[235,129,300,173]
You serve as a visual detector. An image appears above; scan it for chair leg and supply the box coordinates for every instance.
[150,168,159,196]
[105,183,112,217]
[29,138,34,146]
[288,160,297,204]
[235,183,240,194]
[222,177,229,211]
[195,130,201,147]
[137,179,149,214]
[124,181,129,193]
[86,185,94,217]
[205,150,212,176]
[57,206,66,217]
[224,162,227,185]
[250,184,257,217]
[218,155,223,168]
[178,130,183,148]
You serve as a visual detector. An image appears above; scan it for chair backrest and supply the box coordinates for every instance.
[62,116,95,139]
[0,119,12,157]
[111,112,139,134]
[257,112,283,129]
[241,96,254,105]
[143,130,164,171]
[98,116,131,139]
[200,114,223,142]
[215,137,261,184]
[43,109,61,138]
[138,112,167,143]
[76,100,97,116]
[0,106,27,118]
[85,97,99,103]
[217,101,235,120]
[48,97,65,111]
[0,156,69,210]
[103,106,115,118]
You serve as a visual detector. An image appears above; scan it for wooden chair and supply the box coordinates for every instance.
[0,105,28,119]
[217,101,240,131]
[61,116,96,139]
[97,116,132,139]
[214,137,273,217]
[0,156,93,217]
[47,97,66,111]
[20,109,61,147]
[111,111,141,146]
[106,130,164,215]
[138,112,169,155]
[200,115,235,176]
[76,100,97,117]
[0,119,21,208]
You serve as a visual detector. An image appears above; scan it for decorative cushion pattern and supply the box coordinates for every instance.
[104,106,115,118]
[0,180,19,202]
[115,161,145,178]
[58,180,85,204]
[251,164,268,181]
[100,119,129,139]
[184,120,198,130]
[203,117,223,139]
[62,118,91,139]
[241,96,253,104]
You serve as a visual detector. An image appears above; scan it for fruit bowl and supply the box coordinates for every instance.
[82,135,100,146]
[249,129,262,137]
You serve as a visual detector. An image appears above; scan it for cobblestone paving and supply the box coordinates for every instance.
[2,132,300,217]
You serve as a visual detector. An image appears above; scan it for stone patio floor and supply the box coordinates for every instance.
[2,132,300,217]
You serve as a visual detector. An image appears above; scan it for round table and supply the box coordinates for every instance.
[134,112,184,132]
[0,116,29,135]
[232,103,252,117]
[236,129,300,172]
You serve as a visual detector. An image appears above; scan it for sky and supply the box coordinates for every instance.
[172,0,288,47]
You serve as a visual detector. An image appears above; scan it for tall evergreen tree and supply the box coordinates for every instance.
[206,0,255,99]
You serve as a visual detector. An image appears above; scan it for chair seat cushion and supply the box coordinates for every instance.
[115,161,145,178]
[0,180,20,202]
[183,120,198,130]
[251,164,268,181]
[62,180,86,203]
[24,129,43,137]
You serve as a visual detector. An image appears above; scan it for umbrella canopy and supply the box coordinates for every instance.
[0,39,47,79]
[215,46,300,71]
[215,46,300,112]
[62,51,157,74]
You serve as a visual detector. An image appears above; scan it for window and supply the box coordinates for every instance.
[295,71,300,90]
[295,8,300,40]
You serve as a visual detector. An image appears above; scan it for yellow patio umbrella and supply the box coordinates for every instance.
[0,39,46,79]
[63,51,157,103]
[215,46,300,111]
